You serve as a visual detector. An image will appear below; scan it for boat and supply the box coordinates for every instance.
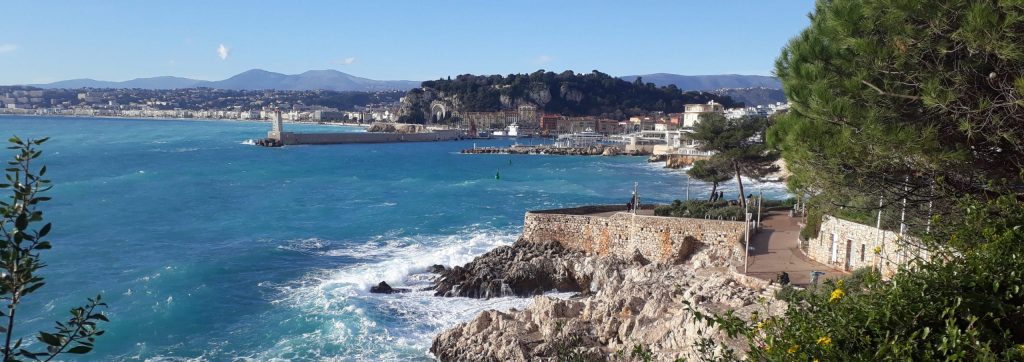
[507,122,519,137]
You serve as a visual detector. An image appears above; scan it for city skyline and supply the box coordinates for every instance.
[0,1,815,85]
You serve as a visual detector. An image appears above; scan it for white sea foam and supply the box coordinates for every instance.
[240,139,256,146]
[259,228,555,359]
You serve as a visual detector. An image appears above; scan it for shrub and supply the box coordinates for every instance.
[655,200,750,221]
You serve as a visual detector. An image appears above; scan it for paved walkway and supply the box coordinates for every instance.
[743,211,845,286]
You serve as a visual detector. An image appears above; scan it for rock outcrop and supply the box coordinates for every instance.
[430,238,784,361]
[433,239,592,298]
[369,281,409,294]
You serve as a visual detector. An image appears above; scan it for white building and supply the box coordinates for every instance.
[682,101,724,128]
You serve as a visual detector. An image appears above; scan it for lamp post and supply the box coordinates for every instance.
[685,174,690,201]
[744,209,750,274]
[757,190,763,229]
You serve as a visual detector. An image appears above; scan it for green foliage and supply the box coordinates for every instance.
[0,137,108,361]
[690,114,780,210]
[687,159,732,200]
[654,200,747,221]
[691,194,1024,361]
[629,345,653,362]
[760,197,796,210]
[770,0,1024,233]
[418,70,741,120]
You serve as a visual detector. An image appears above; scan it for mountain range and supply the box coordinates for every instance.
[620,73,781,91]
[32,69,421,92]
[26,70,781,93]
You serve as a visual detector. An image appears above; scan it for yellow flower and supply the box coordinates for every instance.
[787,344,799,354]
[836,279,844,288]
[817,336,832,346]
[873,246,882,254]
[756,321,765,330]
[829,288,845,303]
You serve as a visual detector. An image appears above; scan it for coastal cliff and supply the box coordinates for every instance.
[429,210,785,360]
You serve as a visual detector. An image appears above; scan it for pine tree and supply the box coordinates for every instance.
[687,158,732,201]
[770,0,1024,231]
[691,114,780,210]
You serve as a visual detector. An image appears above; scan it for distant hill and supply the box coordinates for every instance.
[29,69,420,92]
[713,87,788,107]
[400,70,742,123]
[619,73,782,91]
[36,76,204,90]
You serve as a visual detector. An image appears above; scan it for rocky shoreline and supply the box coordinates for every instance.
[462,145,648,156]
[423,234,785,360]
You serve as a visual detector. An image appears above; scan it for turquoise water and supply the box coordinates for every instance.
[0,116,787,361]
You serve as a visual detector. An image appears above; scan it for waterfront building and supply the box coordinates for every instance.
[682,101,725,127]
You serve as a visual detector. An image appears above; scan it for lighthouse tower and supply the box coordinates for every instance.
[269,109,284,140]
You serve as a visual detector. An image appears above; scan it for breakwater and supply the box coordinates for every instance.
[272,129,463,145]
[461,144,649,156]
[257,112,465,146]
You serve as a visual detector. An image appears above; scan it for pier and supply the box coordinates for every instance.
[256,110,464,147]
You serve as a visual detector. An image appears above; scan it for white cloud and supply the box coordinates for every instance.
[217,43,230,60]
[0,44,17,54]
[341,57,356,65]
[534,54,553,65]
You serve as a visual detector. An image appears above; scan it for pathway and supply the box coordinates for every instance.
[743,210,845,286]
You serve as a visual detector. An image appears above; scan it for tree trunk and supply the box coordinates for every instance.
[708,182,718,202]
[734,161,747,210]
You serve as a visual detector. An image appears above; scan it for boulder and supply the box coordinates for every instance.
[602,147,620,156]
[369,281,410,294]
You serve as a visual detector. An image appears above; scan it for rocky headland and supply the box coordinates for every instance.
[427,218,785,361]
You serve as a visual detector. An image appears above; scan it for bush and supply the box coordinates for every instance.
[655,200,746,221]
[761,197,797,209]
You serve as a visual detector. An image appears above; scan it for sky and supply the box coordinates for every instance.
[0,1,816,85]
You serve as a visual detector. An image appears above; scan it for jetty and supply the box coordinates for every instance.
[256,110,464,147]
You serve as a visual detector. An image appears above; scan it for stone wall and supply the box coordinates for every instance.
[522,206,748,264]
[805,215,928,278]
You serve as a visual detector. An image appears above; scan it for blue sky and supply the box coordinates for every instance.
[0,1,815,84]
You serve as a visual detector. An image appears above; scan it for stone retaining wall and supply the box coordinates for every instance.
[806,215,928,278]
[522,207,747,264]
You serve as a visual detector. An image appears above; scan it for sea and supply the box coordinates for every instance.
[0,115,788,361]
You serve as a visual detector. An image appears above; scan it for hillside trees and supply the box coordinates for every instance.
[416,70,740,120]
